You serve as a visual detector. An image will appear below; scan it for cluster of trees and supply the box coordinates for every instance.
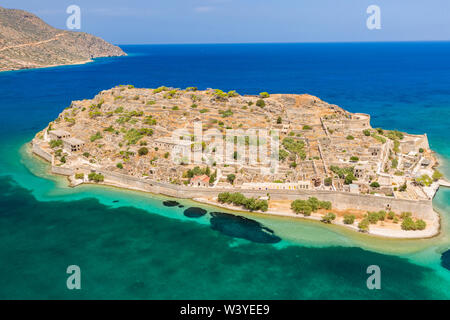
[290,197,332,216]
[218,192,268,212]
[186,166,211,178]
[329,165,356,185]
[282,137,306,160]
[400,212,426,230]
[90,132,102,142]
[357,210,426,232]
[88,172,104,183]
[321,212,336,224]
[343,214,356,224]
[49,139,63,148]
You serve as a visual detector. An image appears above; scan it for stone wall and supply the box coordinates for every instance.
[31,141,435,220]
[94,168,434,219]
[32,142,53,164]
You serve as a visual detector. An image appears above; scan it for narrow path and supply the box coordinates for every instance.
[0,32,65,52]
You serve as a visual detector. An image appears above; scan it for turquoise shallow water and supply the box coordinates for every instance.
[0,43,449,299]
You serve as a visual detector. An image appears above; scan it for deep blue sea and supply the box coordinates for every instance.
[0,43,449,299]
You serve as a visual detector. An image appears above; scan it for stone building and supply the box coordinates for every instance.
[190,175,210,187]
[49,129,71,140]
[62,137,85,152]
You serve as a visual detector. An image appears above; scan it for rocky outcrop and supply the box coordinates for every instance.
[0,6,126,71]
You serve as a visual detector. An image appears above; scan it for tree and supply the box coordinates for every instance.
[432,170,443,181]
[49,139,63,148]
[256,99,266,107]
[343,214,356,224]
[324,177,332,186]
[401,217,416,230]
[116,163,123,169]
[291,200,312,216]
[276,116,282,124]
[75,173,84,180]
[358,219,369,232]
[415,219,426,230]
[88,173,104,183]
[138,147,149,156]
[321,213,336,224]
[227,174,236,184]
[344,173,356,185]
[306,197,320,211]
[363,129,371,136]
[370,181,380,188]
[350,156,359,162]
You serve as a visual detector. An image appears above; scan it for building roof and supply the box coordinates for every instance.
[191,175,210,183]
[49,129,70,136]
[62,137,85,145]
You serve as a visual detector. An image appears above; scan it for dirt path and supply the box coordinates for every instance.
[0,32,65,52]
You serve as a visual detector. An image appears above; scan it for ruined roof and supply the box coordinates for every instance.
[63,137,85,145]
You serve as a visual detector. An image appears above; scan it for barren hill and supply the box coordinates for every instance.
[0,6,126,71]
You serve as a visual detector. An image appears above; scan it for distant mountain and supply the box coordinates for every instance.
[0,6,126,72]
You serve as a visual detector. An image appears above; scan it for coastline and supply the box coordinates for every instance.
[191,197,441,239]
[26,139,444,240]
[0,58,95,73]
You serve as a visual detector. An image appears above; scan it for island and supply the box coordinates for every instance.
[0,6,125,72]
[30,85,449,238]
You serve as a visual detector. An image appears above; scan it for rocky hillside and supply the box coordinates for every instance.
[0,6,126,71]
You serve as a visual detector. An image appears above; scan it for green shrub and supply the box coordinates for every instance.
[358,219,369,232]
[256,99,266,107]
[138,147,149,156]
[88,173,104,183]
[90,132,102,142]
[49,139,63,148]
[227,174,236,184]
[432,170,443,181]
[75,173,84,180]
[116,163,123,169]
[321,213,336,224]
[401,217,416,230]
[343,214,356,224]
[346,135,354,140]
[370,182,380,188]
[302,125,312,130]
[415,219,426,230]
[363,129,371,136]
[259,92,270,98]
[291,200,312,216]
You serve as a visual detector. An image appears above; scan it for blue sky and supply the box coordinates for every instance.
[3,0,450,44]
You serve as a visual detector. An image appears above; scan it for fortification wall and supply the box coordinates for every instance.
[51,166,74,176]
[30,143,435,220]
[92,168,434,219]
[32,143,53,164]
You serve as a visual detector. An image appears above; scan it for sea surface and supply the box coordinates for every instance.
[0,42,449,299]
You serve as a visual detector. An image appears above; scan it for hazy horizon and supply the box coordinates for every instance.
[2,0,450,44]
